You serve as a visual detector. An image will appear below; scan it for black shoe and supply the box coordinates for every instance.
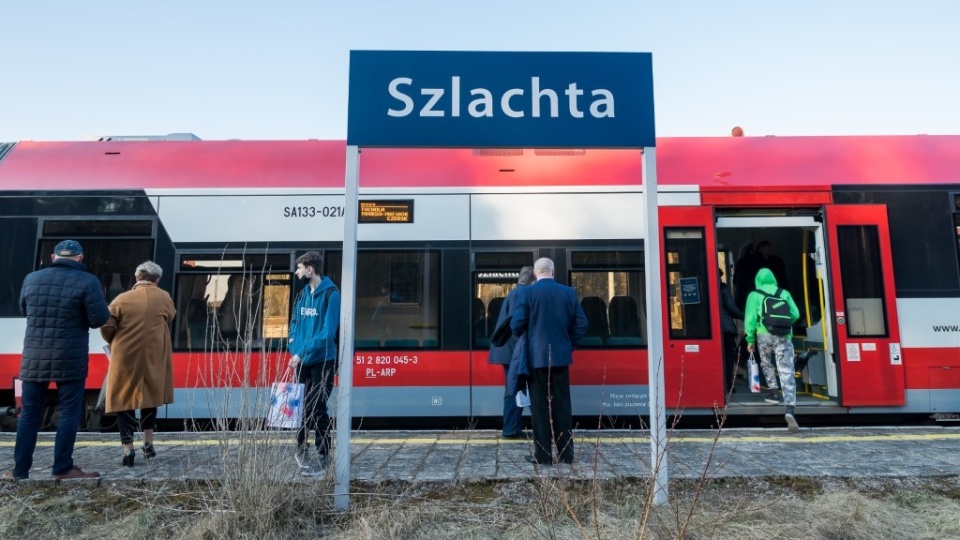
[525,455,552,466]
[502,432,525,440]
[122,449,136,467]
[143,443,156,459]
[764,391,782,404]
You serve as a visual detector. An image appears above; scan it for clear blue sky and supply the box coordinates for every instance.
[1,1,957,141]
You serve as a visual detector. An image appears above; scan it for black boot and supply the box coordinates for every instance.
[122,449,136,467]
[143,442,157,459]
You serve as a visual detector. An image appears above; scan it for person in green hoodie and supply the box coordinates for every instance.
[745,267,801,433]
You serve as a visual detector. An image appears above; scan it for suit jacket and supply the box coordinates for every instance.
[488,285,526,364]
[510,278,588,369]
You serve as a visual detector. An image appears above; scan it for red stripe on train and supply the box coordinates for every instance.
[1,346,959,391]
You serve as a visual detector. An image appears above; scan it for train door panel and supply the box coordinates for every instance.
[825,204,905,406]
[660,206,724,408]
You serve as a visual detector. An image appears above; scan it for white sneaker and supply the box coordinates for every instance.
[294,447,311,469]
[785,412,799,433]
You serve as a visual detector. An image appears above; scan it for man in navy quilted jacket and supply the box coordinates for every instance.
[4,240,110,480]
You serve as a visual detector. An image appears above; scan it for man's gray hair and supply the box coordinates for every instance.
[518,265,535,285]
[135,261,163,282]
[533,257,555,277]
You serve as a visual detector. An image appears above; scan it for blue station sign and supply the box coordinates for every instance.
[347,50,655,148]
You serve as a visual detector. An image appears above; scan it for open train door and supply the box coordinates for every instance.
[659,206,724,409]
[825,204,905,406]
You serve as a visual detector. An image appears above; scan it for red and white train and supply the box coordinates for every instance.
[1,134,959,428]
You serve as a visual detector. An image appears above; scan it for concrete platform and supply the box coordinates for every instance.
[2,426,959,484]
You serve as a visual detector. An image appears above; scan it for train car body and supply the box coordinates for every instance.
[1,135,959,427]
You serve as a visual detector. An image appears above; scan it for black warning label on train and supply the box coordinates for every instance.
[359,200,414,223]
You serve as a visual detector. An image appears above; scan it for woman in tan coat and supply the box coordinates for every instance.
[100,261,176,466]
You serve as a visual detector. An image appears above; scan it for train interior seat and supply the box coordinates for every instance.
[186,298,208,349]
[608,296,643,345]
[423,338,439,348]
[355,339,381,349]
[487,296,505,326]
[580,296,609,345]
[473,298,489,347]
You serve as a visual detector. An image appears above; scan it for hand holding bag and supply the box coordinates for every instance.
[748,353,761,393]
[515,388,531,408]
[267,368,305,429]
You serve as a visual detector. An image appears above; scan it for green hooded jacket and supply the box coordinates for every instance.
[744,267,800,344]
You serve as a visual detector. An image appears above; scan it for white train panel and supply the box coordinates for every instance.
[896,298,960,348]
[154,194,472,243]
[471,193,645,241]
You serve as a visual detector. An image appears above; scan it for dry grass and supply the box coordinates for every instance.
[2,476,959,539]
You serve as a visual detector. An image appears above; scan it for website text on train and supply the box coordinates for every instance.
[1,134,960,430]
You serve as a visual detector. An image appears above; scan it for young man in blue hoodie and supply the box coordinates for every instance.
[745,267,801,433]
[288,251,340,473]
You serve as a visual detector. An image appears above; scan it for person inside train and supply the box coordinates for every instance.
[718,269,744,394]
[488,265,535,439]
[745,267,801,433]
[733,240,788,311]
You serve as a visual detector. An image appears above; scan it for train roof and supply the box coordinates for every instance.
[0,135,958,191]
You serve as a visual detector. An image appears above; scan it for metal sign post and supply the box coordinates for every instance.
[642,147,668,505]
[334,145,360,511]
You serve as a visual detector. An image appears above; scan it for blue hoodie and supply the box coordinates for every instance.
[288,276,340,365]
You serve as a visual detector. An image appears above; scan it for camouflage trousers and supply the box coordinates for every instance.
[756,333,796,407]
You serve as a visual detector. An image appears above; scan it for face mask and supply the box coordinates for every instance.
[299,272,311,283]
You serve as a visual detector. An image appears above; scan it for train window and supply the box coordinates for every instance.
[354,250,441,350]
[664,229,712,340]
[38,234,155,304]
[570,250,646,347]
[471,251,536,349]
[836,226,888,337]
[173,252,292,352]
[953,212,960,274]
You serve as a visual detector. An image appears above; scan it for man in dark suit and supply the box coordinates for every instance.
[488,266,535,439]
[511,257,588,465]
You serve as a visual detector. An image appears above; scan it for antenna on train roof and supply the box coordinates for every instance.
[96,133,201,141]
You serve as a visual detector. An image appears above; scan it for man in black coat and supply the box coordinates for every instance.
[5,240,110,480]
[511,258,588,465]
[488,265,535,439]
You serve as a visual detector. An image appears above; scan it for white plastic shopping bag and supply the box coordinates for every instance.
[748,353,761,393]
[515,388,531,408]
[267,370,305,429]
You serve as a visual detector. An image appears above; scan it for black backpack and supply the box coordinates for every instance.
[756,288,793,336]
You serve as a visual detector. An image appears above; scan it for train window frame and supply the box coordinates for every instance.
[37,217,158,305]
[951,193,960,278]
[172,250,294,352]
[835,225,889,338]
[568,249,647,348]
[352,248,442,351]
[470,250,537,350]
[664,228,713,340]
